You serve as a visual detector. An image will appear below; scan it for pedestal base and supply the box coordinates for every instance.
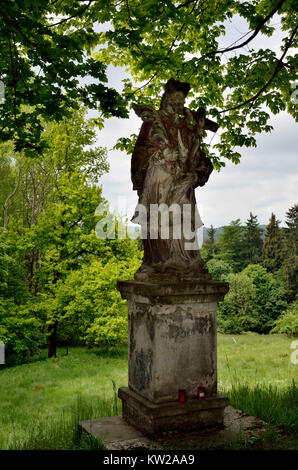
[117,279,229,437]
[119,387,229,437]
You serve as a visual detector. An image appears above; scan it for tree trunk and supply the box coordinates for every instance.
[3,166,21,229]
[48,322,58,358]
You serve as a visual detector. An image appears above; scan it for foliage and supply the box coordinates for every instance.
[0,347,128,449]
[24,170,140,356]
[0,300,45,365]
[96,0,298,167]
[217,263,287,334]
[202,225,218,261]
[0,107,108,231]
[217,272,258,333]
[0,1,128,154]
[242,264,288,333]
[216,219,245,272]
[271,299,298,337]
[52,256,141,348]
[262,213,284,272]
[282,204,298,301]
[0,142,21,228]
[206,258,232,281]
[242,212,264,266]
[0,230,44,364]
[0,110,142,358]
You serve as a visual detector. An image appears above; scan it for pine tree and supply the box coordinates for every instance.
[243,212,263,266]
[283,204,298,301]
[262,213,284,272]
[217,219,245,272]
[285,204,298,252]
[203,225,217,261]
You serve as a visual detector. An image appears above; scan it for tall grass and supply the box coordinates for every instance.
[223,381,298,433]
[0,347,127,450]
[219,334,298,439]
[0,335,297,449]
[6,391,120,450]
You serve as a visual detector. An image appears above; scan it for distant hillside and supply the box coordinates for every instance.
[128,223,268,247]
[199,224,267,246]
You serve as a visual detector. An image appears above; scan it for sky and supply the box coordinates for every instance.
[93,15,297,229]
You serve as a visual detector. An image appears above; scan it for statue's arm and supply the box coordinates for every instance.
[133,103,169,148]
[132,103,155,122]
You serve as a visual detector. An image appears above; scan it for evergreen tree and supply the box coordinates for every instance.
[217,219,245,272]
[285,204,298,251]
[202,225,217,261]
[282,203,298,301]
[262,213,284,272]
[243,212,263,267]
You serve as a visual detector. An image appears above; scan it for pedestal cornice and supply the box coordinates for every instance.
[117,279,229,304]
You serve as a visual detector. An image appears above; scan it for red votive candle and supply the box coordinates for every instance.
[178,389,186,403]
[198,386,206,400]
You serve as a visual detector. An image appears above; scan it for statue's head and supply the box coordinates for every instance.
[160,78,190,115]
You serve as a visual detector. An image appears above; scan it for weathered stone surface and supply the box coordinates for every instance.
[117,279,229,304]
[118,280,228,404]
[79,406,267,450]
[130,78,219,281]
[119,387,228,437]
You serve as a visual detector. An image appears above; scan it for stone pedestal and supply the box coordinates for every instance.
[117,279,229,437]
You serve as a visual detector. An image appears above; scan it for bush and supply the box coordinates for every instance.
[217,272,259,333]
[0,300,45,365]
[206,258,233,281]
[271,300,298,337]
[54,256,141,348]
[242,264,288,333]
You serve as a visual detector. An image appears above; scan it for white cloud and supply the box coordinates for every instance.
[93,18,297,229]
[98,109,297,228]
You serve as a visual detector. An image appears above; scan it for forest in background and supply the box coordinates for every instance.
[201,210,298,334]
[0,0,297,365]
[0,108,297,365]
[0,109,142,364]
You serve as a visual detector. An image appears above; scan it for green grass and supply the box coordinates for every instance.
[217,332,297,390]
[0,347,128,449]
[218,333,298,448]
[0,334,297,449]
[225,382,298,432]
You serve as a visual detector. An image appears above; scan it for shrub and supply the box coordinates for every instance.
[217,272,258,333]
[271,300,298,337]
[207,258,233,281]
[54,256,141,348]
[0,300,45,365]
[242,264,288,333]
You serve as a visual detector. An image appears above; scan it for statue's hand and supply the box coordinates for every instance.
[184,107,193,121]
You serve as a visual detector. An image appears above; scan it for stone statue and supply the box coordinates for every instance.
[131,78,219,281]
[117,80,229,435]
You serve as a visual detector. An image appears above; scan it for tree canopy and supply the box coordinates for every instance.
[97,0,298,168]
[0,0,128,154]
[1,1,297,165]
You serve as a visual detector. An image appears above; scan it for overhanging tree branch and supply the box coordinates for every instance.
[48,0,94,27]
[219,25,298,114]
[198,0,286,61]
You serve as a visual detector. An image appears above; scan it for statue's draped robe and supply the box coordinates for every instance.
[131,108,213,276]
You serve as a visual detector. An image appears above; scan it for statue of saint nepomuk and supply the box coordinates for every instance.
[131,78,218,281]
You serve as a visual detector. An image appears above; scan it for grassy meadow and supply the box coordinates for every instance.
[0,333,297,450]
